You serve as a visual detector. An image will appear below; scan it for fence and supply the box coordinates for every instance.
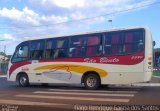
[0,62,8,75]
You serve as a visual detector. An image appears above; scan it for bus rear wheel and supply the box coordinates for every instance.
[84,73,100,90]
[18,74,29,87]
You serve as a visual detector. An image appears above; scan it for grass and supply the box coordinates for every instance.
[153,72,160,76]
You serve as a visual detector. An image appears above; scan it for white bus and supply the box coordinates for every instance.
[7,27,153,89]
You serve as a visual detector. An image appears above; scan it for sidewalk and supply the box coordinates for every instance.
[0,72,7,77]
[131,76,160,87]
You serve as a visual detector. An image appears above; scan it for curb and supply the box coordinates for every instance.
[153,76,160,78]
[0,75,7,77]
[133,83,160,87]
[111,83,160,87]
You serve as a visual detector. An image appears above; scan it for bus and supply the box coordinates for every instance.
[7,27,153,89]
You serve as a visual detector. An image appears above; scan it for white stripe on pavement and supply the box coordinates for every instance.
[49,89,138,94]
[16,94,130,103]
[0,99,70,107]
[34,91,134,97]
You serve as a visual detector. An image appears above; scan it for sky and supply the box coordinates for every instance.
[0,0,160,55]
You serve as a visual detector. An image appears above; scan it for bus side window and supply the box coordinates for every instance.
[124,33,133,53]
[111,35,120,54]
[105,33,123,55]
[45,38,68,59]
[45,39,55,58]
[70,35,102,57]
[105,30,144,56]
[86,36,102,56]
[135,31,144,52]
[69,37,85,57]
[124,31,144,54]
[30,40,45,60]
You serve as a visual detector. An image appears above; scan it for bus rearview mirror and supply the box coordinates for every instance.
[153,41,156,47]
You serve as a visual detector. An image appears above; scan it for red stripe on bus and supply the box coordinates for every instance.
[9,61,31,77]
[39,51,144,65]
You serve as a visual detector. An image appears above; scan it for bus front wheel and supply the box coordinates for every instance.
[84,74,100,90]
[18,74,29,87]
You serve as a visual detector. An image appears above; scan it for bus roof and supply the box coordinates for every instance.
[23,26,149,42]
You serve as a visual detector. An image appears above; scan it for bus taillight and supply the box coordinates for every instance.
[148,57,152,65]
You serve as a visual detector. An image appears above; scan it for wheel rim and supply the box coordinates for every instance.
[86,76,97,87]
[20,76,27,86]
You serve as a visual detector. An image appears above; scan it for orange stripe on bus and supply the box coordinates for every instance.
[34,64,107,78]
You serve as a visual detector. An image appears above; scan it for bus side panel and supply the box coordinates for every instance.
[8,61,145,85]
[29,61,145,85]
[100,63,144,84]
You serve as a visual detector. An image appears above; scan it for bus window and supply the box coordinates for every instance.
[69,35,102,57]
[12,42,29,63]
[86,36,102,56]
[124,33,134,53]
[45,38,68,58]
[69,36,85,57]
[134,31,144,51]
[105,30,144,55]
[104,33,123,55]
[124,31,144,54]
[30,40,45,60]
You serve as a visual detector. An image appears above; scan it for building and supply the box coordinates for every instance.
[0,54,9,74]
[0,54,8,62]
[154,48,160,67]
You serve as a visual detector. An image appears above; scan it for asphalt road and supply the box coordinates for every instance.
[0,77,160,111]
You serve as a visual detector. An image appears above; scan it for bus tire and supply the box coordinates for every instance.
[18,74,29,87]
[84,73,100,90]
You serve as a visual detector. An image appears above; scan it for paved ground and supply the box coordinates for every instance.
[0,76,160,111]
[151,76,160,83]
